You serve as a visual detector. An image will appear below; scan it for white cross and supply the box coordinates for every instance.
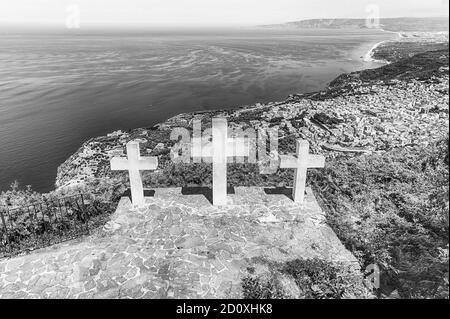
[110,141,158,207]
[279,140,325,204]
[192,117,249,206]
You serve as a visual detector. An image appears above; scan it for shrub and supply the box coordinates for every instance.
[0,178,122,257]
[309,137,449,298]
[242,258,371,299]
[242,276,287,299]
[0,181,45,207]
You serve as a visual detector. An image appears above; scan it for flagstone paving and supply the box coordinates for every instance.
[0,187,359,299]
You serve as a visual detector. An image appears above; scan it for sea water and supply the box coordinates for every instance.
[0,28,394,192]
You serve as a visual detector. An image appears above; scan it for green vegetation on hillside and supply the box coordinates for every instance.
[242,257,372,299]
[0,179,121,257]
[311,137,449,298]
[330,47,449,89]
[373,42,449,63]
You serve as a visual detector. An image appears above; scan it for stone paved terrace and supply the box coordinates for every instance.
[0,187,359,299]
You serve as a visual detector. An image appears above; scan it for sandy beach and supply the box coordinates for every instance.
[363,32,402,63]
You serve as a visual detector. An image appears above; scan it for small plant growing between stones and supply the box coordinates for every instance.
[241,258,370,299]
[241,276,287,299]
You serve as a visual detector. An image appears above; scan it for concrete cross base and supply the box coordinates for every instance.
[129,186,326,216]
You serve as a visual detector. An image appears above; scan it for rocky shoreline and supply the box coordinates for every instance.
[55,35,449,191]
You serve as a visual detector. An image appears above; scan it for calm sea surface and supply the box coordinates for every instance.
[0,28,394,192]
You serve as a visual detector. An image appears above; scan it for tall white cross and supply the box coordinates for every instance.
[279,140,325,204]
[192,117,249,206]
[110,141,158,207]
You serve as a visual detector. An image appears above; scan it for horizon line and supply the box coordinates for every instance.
[0,15,448,29]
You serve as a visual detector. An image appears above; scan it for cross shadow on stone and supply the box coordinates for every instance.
[122,188,156,202]
[181,186,236,205]
[264,187,294,201]
[192,117,250,206]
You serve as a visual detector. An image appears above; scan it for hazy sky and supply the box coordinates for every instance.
[0,0,448,27]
